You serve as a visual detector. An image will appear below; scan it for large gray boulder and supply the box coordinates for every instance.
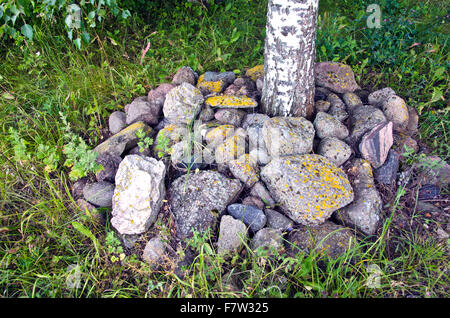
[111,155,166,235]
[261,154,354,226]
[168,170,243,240]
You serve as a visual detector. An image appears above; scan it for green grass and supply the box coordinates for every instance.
[0,0,448,298]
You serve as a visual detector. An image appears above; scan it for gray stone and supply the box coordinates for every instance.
[94,122,153,157]
[217,215,247,255]
[327,93,346,109]
[108,111,127,134]
[142,237,167,266]
[368,87,396,107]
[287,221,355,259]
[328,106,349,122]
[381,95,409,131]
[203,71,236,84]
[244,114,271,165]
[83,181,115,207]
[71,177,89,200]
[251,228,284,253]
[406,105,419,135]
[198,105,215,122]
[172,66,197,86]
[214,108,246,127]
[250,181,276,209]
[313,111,349,140]
[261,155,354,226]
[262,116,315,158]
[163,82,204,125]
[359,121,393,168]
[315,100,331,113]
[227,204,267,232]
[346,105,387,145]
[168,170,243,239]
[111,155,166,235]
[241,113,270,130]
[416,156,450,188]
[334,158,382,235]
[314,62,360,93]
[126,100,161,126]
[317,137,352,166]
[95,153,122,183]
[265,209,294,231]
[374,149,400,184]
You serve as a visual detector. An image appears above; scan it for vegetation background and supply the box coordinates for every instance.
[0,0,448,297]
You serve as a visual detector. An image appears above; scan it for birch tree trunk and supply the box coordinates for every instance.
[261,0,319,118]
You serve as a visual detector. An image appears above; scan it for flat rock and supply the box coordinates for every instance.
[111,155,166,235]
[228,154,260,188]
[108,111,127,134]
[314,62,360,93]
[83,181,115,207]
[313,111,349,140]
[261,155,354,226]
[168,170,243,239]
[94,121,153,157]
[163,82,204,125]
[227,204,267,232]
[217,215,247,255]
[359,121,393,168]
[317,137,352,166]
[287,221,355,259]
[262,116,315,158]
[205,95,258,109]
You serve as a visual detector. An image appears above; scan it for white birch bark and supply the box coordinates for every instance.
[261,0,319,118]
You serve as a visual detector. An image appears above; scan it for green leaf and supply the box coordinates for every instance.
[20,24,33,41]
[81,31,90,44]
[72,221,99,257]
[73,37,81,50]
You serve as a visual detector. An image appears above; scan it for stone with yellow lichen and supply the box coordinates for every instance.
[205,95,258,109]
[205,124,235,149]
[215,128,248,164]
[153,124,187,158]
[314,61,360,94]
[228,154,260,188]
[287,221,355,259]
[245,65,264,81]
[196,73,227,95]
[261,154,354,226]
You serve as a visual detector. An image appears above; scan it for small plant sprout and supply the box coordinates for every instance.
[136,128,154,153]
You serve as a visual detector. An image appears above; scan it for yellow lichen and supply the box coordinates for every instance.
[245,65,264,81]
[205,95,257,108]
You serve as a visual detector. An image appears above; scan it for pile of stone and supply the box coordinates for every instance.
[72,62,448,267]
